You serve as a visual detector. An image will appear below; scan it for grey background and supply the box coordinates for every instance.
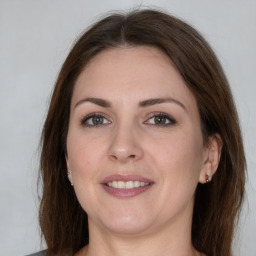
[0,0,255,255]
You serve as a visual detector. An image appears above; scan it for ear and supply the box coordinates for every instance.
[66,155,73,186]
[199,134,222,184]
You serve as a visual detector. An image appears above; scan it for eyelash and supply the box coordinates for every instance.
[144,112,176,127]
[80,112,111,127]
[80,112,176,127]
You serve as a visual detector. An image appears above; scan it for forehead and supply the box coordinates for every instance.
[72,46,196,110]
[86,45,173,69]
[75,46,175,86]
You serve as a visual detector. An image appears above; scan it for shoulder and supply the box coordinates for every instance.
[25,250,47,256]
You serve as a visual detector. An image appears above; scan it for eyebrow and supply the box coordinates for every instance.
[139,98,187,111]
[74,97,187,111]
[75,97,112,108]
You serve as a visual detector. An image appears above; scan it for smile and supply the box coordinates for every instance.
[101,174,154,198]
[106,181,150,189]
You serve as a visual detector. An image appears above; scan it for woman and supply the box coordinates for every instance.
[28,9,246,256]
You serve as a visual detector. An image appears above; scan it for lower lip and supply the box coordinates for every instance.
[102,184,153,198]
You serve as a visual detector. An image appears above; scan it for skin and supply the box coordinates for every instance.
[66,46,221,256]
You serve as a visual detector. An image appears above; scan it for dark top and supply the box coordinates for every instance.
[25,250,72,256]
[25,251,47,256]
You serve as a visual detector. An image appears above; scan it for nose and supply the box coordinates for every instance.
[108,122,144,163]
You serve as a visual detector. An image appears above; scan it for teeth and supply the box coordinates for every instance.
[134,181,140,188]
[107,181,150,189]
[126,181,133,189]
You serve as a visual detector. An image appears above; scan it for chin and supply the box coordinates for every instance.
[97,213,155,236]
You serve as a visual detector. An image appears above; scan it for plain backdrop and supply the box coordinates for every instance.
[0,1,255,255]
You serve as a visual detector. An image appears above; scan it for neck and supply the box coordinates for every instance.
[77,210,201,256]
[85,231,199,256]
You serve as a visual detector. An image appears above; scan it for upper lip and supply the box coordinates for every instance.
[101,174,154,184]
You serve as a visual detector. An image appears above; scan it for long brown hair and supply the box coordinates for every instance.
[39,9,246,256]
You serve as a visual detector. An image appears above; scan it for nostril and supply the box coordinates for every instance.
[109,153,137,162]
[110,155,118,160]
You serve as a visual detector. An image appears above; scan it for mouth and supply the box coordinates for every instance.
[106,180,150,189]
[101,174,154,198]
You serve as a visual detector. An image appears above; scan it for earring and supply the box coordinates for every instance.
[206,175,212,183]
[67,171,73,186]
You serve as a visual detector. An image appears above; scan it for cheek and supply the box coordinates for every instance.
[148,129,204,181]
[66,136,102,211]
[66,132,102,185]
[67,128,105,165]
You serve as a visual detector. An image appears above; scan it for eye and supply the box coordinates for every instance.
[81,113,111,127]
[145,113,176,126]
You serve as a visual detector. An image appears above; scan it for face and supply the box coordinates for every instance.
[66,46,209,237]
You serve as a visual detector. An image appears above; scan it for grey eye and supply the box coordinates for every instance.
[146,114,176,126]
[151,116,171,125]
[82,114,111,126]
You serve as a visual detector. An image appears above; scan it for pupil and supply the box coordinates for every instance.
[155,116,165,124]
[93,117,103,124]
